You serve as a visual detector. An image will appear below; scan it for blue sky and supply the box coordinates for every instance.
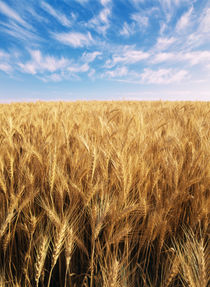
[0,0,210,102]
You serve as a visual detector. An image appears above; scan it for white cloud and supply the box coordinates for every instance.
[130,0,145,6]
[99,8,110,23]
[176,7,193,32]
[152,52,175,63]
[82,51,102,62]
[120,22,135,37]
[183,7,210,49]
[18,50,91,81]
[106,48,150,68]
[42,73,63,82]
[26,6,49,23]
[158,0,192,22]
[18,50,93,82]
[0,1,27,27]
[41,1,71,27]
[154,37,176,51]
[141,68,189,84]
[88,69,95,78]
[0,50,10,59]
[0,49,14,74]
[101,0,111,6]
[159,22,167,35]
[131,13,149,28]
[152,50,210,67]
[68,63,89,73]
[87,0,111,35]
[18,50,69,75]
[105,66,128,78]
[0,63,12,73]
[159,0,191,11]
[185,51,210,65]
[53,31,93,47]
[199,7,210,33]
[0,16,39,41]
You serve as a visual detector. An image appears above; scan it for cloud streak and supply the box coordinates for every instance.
[120,22,135,37]
[82,51,102,63]
[140,68,189,84]
[0,49,12,74]
[0,63,12,73]
[41,1,71,27]
[106,48,150,68]
[53,31,93,47]
[152,50,210,67]
[18,50,69,75]
[87,0,112,35]
[176,7,193,32]
[0,1,27,27]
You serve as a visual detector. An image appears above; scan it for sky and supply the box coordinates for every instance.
[0,0,210,102]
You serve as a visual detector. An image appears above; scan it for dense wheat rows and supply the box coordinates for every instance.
[0,101,209,287]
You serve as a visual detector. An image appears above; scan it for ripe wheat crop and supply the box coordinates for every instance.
[0,101,209,286]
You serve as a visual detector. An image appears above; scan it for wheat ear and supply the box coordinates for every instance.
[47,220,67,287]
[64,228,74,287]
[198,239,207,287]
[164,256,180,287]
[35,235,49,287]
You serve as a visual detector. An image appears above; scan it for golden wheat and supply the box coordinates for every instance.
[0,101,209,286]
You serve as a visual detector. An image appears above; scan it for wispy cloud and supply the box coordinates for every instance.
[87,0,112,35]
[101,0,111,6]
[0,21,39,41]
[199,7,210,34]
[82,51,102,63]
[105,66,128,78]
[41,1,71,27]
[42,73,63,82]
[0,63,12,73]
[185,51,210,66]
[0,0,28,27]
[53,31,93,47]
[0,1,39,42]
[152,50,210,67]
[88,68,96,79]
[176,7,193,32]
[154,37,176,51]
[106,48,150,68]
[183,6,210,50]
[131,13,149,29]
[26,6,49,23]
[18,50,69,75]
[119,7,149,37]
[88,8,111,34]
[152,52,175,64]
[17,50,93,82]
[157,0,192,25]
[68,63,89,73]
[120,22,135,37]
[141,68,189,84]
[0,50,10,59]
[108,67,189,85]
[130,0,145,7]
[0,50,12,73]
[38,62,90,82]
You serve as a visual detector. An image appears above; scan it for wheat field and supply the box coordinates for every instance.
[0,101,209,287]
